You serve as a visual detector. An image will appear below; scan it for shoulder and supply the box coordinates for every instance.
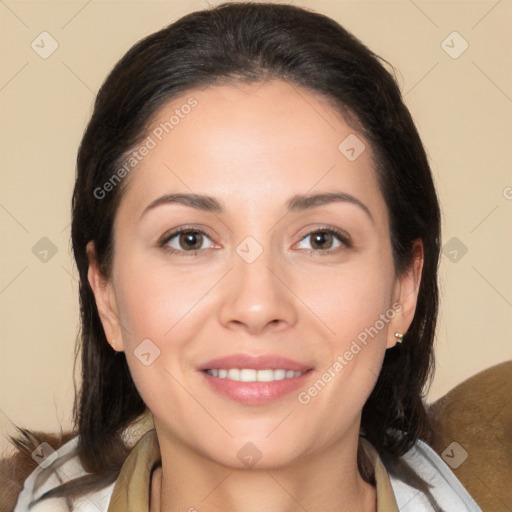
[13,436,114,512]
[385,437,482,511]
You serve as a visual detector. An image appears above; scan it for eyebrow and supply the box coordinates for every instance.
[139,191,374,223]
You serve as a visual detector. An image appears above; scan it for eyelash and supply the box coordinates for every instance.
[158,225,352,257]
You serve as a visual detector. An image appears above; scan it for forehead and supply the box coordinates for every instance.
[115,79,387,226]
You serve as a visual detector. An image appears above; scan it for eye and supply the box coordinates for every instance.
[295,227,351,254]
[159,227,215,256]
[158,226,351,257]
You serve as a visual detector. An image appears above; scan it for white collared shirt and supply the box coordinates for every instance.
[14,432,482,512]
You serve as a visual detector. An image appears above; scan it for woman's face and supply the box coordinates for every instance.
[88,79,421,468]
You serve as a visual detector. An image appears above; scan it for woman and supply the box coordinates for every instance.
[8,2,481,511]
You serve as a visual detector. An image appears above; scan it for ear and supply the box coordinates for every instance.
[86,240,125,352]
[387,239,424,349]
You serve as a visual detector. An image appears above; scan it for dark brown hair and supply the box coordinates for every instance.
[7,1,441,509]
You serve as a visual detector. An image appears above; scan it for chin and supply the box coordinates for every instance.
[197,434,311,471]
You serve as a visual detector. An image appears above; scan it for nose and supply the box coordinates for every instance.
[218,244,298,336]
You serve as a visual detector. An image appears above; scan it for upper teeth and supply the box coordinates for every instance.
[206,368,304,382]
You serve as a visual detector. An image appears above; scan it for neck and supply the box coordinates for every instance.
[152,426,376,512]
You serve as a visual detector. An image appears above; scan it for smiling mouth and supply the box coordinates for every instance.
[204,368,306,382]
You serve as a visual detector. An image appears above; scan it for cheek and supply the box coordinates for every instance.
[114,257,216,344]
[306,256,395,344]
[296,256,395,408]
[113,268,189,420]
[111,259,219,397]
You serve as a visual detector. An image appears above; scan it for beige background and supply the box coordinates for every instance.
[1,0,511,449]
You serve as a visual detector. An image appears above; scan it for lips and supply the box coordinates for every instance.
[198,354,313,405]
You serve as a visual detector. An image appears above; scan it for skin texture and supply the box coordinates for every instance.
[87,79,423,512]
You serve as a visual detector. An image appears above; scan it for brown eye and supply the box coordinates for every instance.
[177,231,204,250]
[160,228,214,255]
[309,231,335,250]
[296,228,351,254]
